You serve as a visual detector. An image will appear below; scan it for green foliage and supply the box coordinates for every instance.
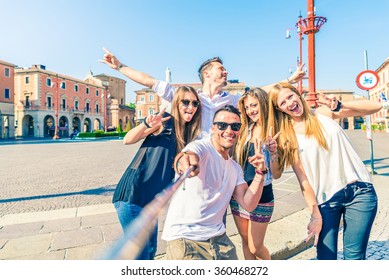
[360,124,385,131]
[77,131,128,138]
[126,103,136,109]
[117,123,123,133]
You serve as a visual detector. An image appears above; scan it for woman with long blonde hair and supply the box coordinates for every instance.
[230,87,282,260]
[112,86,202,260]
[268,82,382,259]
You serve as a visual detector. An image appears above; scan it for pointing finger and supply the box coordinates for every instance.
[102,47,111,55]
[273,131,281,140]
[268,126,274,139]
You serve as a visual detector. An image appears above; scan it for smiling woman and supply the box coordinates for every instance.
[111,85,202,260]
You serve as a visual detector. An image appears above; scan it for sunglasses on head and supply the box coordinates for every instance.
[181,99,200,108]
[213,122,242,132]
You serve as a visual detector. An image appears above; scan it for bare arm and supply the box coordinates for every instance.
[233,139,267,212]
[316,93,383,120]
[123,108,171,145]
[262,64,306,93]
[267,127,283,179]
[292,159,322,246]
[99,47,157,88]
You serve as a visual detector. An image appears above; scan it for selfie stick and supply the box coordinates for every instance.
[101,165,196,260]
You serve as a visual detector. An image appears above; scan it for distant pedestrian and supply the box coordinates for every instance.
[268,82,382,260]
[112,86,201,260]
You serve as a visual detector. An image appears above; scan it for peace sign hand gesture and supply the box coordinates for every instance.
[144,107,171,129]
[248,138,267,171]
[266,126,281,154]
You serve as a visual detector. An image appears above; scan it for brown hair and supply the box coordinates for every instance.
[170,86,202,153]
[234,87,269,167]
[197,57,223,84]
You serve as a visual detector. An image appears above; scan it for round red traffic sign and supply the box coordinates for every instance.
[356,70,379,90]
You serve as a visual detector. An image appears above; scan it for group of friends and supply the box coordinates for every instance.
[100,48,382,260]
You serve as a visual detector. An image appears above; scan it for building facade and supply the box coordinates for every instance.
[369,57,389,132]
[90,73,135,130]
[14,65,105,138]
[0,60,16,139]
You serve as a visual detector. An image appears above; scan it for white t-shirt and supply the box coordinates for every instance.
[152,81,240,139]
[296,113,372,205]
[161,139,246,241]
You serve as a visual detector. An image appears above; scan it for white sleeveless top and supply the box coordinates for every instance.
[296,113,372,205]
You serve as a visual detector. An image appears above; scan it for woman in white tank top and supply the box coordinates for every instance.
[268,82,382,260]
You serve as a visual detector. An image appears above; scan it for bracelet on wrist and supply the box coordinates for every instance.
[117,64,125,70]
[331,100,342,112]
[255,168,268,175]
[143,118,151,128]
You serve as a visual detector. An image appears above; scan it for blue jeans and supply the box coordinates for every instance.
[317,181,378,260]
[114,201,158,260]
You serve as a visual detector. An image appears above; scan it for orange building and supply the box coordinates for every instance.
[14,65,106,138]
[0,59,16,139]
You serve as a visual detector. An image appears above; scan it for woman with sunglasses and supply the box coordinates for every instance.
[268,82,382,259]
[112,86,202,260]
[230,87,282,260]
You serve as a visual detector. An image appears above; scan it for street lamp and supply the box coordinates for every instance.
[52,74,60,140]
[287,1,326,107]
[286,13,304,94]
[102,82,109,132]
[300,0,327,107]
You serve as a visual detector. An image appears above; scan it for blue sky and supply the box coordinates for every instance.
[2,0,388,102]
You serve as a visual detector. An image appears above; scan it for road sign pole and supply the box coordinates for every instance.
[363,50,377,175]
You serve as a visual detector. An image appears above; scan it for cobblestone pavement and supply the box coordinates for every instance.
[0,139,140,216]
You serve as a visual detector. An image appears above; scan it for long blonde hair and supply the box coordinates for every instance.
[267,82,328,169]
[234,87,269,167]
[170,86,202,153]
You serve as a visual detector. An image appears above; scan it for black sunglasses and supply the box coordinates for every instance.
[181,99,200,108]
[213,122,242,132]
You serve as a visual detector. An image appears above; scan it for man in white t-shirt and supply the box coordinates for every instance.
[100,48,305,138]
[161,105,269,260]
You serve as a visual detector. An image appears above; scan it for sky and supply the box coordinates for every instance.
[2,0,389,102]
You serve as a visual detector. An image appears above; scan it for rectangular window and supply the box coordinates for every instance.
[149,108,154,115]
[60,81,66,89]
[25,76,30,84]
[137,110,142,119]
[62,99,66,109]
[4,68,10,77]
[74,84,79,92]
[4,88,10,99]
[46,78,52,87]
[86,103,90,112]
[75,100,79,110]
[47,97,52,108]
[96,90,99,96]
[86,87,89,94]
[96,104,99,113]
[149,95,154,102]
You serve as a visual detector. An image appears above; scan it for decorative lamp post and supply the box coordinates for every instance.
[286,13,305,94]
[52,74,60,140]
[298,0,327,107]
[102,82,109,132]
